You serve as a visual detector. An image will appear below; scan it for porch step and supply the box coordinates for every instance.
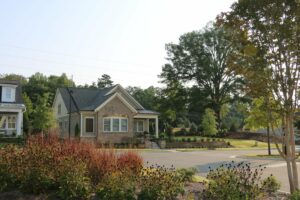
[151,141,160,149]
[145,141,160,149]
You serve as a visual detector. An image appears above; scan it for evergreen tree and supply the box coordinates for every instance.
[201,108,217,136]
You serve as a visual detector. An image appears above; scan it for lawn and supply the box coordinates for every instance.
[174,136,276,149]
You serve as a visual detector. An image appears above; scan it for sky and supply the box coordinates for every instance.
[0,0,236,88]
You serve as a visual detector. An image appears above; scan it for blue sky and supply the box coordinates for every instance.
[0,0,235,88]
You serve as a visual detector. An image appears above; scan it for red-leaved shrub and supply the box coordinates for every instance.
[0,134,143,196]
[117,151,143,173]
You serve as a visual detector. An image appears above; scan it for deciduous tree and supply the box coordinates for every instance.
[220,0,300,192]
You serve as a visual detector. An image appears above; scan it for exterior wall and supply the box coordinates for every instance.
[96,96,136,143]
[53,91,68,119]
[57,113,80,139]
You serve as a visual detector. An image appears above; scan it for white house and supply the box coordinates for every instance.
[0,80,26,137]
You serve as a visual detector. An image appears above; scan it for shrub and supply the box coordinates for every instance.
[179,128,188,136]
[0,145,22,192]
[138,165,184,200]
[193,137,197,142]
[261,175,280,194]
[57,157,91,200]
[182,138,186,142]
[290,190,300,200]
[204,161,266,199]
[201,108,218,136]
[117,151,143,173]
[189,123,198,135]
[0,134,143,198]
[176,168,197,182]
[97,172,136,200]
[187,138,191,142]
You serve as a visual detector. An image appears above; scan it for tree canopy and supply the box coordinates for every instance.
[160,24,243,128]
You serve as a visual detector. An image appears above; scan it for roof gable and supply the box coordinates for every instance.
[55,84,158,115]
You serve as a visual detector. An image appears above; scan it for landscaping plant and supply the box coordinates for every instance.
[137,164,185,200]
[0,134,143,199]
[204,161,280,200]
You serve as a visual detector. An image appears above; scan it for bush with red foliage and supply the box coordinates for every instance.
[117,151,143,173]
[0,134,143,197]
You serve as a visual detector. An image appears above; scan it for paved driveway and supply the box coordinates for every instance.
[140,149,295,193]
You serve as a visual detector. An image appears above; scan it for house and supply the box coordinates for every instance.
[52,84,159,143]
[0,80,26,137]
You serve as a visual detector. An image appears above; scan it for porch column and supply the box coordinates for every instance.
[146,119,150,133]
[17,111,23,136]
[155,116,159,138]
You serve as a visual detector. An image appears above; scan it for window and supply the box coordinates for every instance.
[6,88,12,100]
[1,87,15,102]
[104,118,111,132]
[121,119,128,132]
[85,118,94,133]
[7,116,16,129]
[112,118,119,131]
[0,115,16,129]
[0,116,7,129]
[134,120,144,132]
[103,117,128,132]
[57,104,61,115]
[59,122,63,129]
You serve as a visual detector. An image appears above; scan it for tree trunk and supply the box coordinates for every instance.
[289,113,299,190]
[267,125,271,155]
[285,113,299,193]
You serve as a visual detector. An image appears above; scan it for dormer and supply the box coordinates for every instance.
[0,80,21,103]
[1,84,17,102]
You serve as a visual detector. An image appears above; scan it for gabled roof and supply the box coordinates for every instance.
[57,84,159,115]
[0,80,24,104]
[58,86,114,113]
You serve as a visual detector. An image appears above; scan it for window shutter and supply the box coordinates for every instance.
[0,86,2,102]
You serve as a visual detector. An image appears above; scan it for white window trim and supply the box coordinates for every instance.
[2,86,16,102]
[135,120,144,132]
[84,117,95,134]
[0,115,17,130]
[103,117,128,133]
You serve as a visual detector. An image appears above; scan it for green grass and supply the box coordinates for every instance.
[243,153,300,161]
[174,136,276,149]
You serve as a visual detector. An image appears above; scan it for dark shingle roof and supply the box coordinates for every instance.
[59,86,115,113]
[59,85,159,115]
[0,80,23,104]
[137,109,160,115]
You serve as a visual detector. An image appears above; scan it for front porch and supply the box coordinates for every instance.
[134,111,159,138]
[0,111,23,137]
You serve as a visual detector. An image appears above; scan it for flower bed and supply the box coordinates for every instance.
[0,134,185,200]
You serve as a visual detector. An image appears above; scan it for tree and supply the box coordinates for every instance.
[160,24,243,129]
[0,74,27,85]
[126,86,158,110]
[31,94,55,133]
[22,93,33,135]
[245,97,281,155]
[220,0,300,192]
[97,74,113,88]
[201,108,218,136]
